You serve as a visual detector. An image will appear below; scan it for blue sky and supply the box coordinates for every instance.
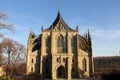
[0,0,120,56]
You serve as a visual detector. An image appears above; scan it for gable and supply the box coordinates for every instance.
[53,21,67,31]
[44,11,75,31]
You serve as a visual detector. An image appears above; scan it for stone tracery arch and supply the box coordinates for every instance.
[83,58,87,71]
[57,34,64,53]
[57,65,65,78]
[46,36,51,53]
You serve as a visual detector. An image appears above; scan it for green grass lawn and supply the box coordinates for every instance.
[0,76,6,80]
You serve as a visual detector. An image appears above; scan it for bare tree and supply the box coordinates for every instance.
[0,12,14,65]
[0,12,14,31]
[0,38,26,80]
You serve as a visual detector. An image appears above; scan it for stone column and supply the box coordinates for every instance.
[52,56,56,79]
[89,56,94,76]
[67,33,71,54]
[40,56,43,74]
[40,34,44,74]
[68,57,71,79]
[51,31,55,53]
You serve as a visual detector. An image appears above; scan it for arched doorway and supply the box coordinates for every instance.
[57,65,65,78]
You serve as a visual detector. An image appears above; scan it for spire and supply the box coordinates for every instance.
[88,29,91,39]
[30,28,33,34]
[29,28,35,39]
[58,0,60,13]
[87,29,91,43]
[45,10,74,31]
[57,9,61,20]
[58,7,60,14]
[28,28,33,43]
[41,25,44,31]
[87,29,92,55]
[76,25,78,31]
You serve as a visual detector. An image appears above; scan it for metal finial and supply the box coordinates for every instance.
[58,0,60,12]
[30,28,33,33]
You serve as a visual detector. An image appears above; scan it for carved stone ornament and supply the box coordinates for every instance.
[54,23,65,31]
[57,56,62,63]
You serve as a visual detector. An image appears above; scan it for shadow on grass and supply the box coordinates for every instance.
[0,76,6,80]
[14,73,42,80]
[102,72,120,80]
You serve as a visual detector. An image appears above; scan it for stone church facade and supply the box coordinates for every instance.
[26,11,94,79]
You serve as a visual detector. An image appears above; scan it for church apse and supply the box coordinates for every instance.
[26,11,94,79]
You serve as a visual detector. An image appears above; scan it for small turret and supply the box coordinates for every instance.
[27,28,34,54]
[28,28,35,41]
[76,26,78,31]
[87,29,92,55]
[87,29,91,41]
[84,32,88,40]
[41,25,44,31]
[29,28,33,39]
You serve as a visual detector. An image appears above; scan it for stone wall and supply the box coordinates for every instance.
[94,56,120,71]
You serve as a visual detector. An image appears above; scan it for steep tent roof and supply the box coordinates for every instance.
[45,11,74,30]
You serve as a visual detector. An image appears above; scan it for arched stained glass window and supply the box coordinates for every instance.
[83,58,87,71]
[46,36,50,47]
[57,35,64,47]
[31,67,33,72]
[71,36,76,53]
[31,58,33,63]
[71,36,75,47]
[46,36,51,53]
[57,35,64,53]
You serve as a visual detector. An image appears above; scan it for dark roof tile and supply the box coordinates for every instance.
[45,11,74,31]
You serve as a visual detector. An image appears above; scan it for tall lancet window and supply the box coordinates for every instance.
[57,35,64,53]
[71,36,75,53]
[83,58,87,71]
[46,36,51,53]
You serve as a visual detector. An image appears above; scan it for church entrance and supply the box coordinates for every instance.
[57,65,65,78]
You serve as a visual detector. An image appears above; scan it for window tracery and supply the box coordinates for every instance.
[46,36,51,53]
[57,35,64,53]
[71,36,75,53]
[31,67,33,72]
[83,58,87,71]
[31,58,33,63]
[46,36,50,47]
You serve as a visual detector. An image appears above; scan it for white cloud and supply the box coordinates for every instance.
[90,28,120,56]
[67,16,120,56]
[91,28,120,42]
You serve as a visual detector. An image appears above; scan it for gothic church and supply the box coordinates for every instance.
[26,11,94,79]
